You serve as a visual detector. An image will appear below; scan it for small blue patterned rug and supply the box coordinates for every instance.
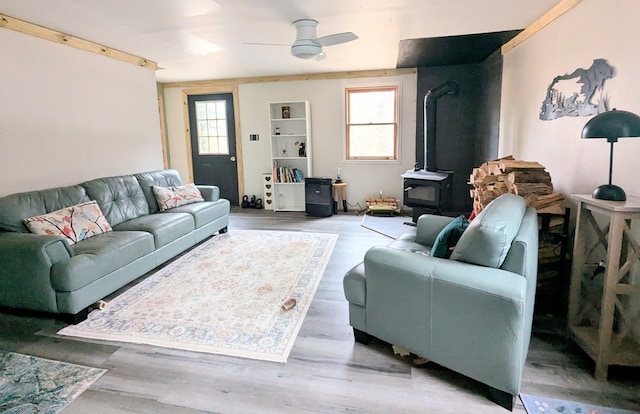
[0,351,106,414]
[520,393,639,414]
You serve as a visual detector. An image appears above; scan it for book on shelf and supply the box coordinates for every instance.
[293,168,304,182]
[272,164,305,183]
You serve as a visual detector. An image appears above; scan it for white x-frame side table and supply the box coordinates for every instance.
[568,194,640,380]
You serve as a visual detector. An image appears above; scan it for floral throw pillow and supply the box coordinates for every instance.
[152,183,204,211]
[24,200,113,245]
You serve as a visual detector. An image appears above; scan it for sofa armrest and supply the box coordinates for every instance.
[362,246,437,353]
[0,232,73,312]
[196,185,220,202]
[427,257,529,395]
[414,214,455,246]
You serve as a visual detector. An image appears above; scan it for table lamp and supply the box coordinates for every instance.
[581,109,640,201]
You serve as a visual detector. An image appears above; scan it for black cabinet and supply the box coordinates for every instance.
[305,178,333,217]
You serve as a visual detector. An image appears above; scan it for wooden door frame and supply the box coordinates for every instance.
[157,93,169,169]
[182,85,244,205]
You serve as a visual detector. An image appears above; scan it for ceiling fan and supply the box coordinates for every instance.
[246,19,358,60]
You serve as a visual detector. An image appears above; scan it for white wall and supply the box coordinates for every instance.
[164,74,417,209]
[500,0,640,199]
[0,28,164,197]
[501,0,640,337]
[163,87,192,183]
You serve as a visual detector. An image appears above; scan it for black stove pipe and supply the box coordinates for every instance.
[423,81,458,172]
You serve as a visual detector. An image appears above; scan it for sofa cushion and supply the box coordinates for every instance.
[153,183,204,211]
[450,193,526,268]
[24,201,112,245]
[165,200,228,229]
[135,169,184,214]
[113,212,194,248]
[81,175,149,226]
[51,230,154,292]
[430,215,469,259]
[0,185,90,233]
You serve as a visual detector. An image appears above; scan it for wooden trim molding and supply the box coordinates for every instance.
[501,0,582,55]
[0,13,157,70]
[181,90,195,184]
[163,68,417,89]
[157,94,170,169]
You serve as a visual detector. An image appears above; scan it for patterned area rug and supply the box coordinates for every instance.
[59,230,338,363]
[520,393,639,414]
[0,351,106,413]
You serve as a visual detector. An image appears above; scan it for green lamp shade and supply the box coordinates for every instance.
[581,109,640,201]
[581,109,640,142]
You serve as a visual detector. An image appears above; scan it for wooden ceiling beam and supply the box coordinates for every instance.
[0,13,157,70]
[501,0,582,55]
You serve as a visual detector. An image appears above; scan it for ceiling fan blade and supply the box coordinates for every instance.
[243,42,289,47]
[316,32,358,47]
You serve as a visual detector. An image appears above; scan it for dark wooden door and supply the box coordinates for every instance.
[188,93,239,205]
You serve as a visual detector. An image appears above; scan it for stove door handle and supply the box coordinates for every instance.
[404,186,413,191]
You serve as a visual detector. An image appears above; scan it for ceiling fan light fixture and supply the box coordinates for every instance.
[291,19,322,59]
[291,43,322,59]
[247,18,356,60]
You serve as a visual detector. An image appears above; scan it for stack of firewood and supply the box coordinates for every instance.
[469,156,564,215]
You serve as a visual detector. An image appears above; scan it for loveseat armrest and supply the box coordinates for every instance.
[196,185,220,202]
[362,246,440,353]
[414,214,456,246]
[428,258,529,396]
[0,232,73,313]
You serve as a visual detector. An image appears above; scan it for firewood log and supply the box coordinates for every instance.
[536,203,565,215]
[507,170,552,184]
[498,159,546,172]
[528,192,565,209]
[511,182,554,196]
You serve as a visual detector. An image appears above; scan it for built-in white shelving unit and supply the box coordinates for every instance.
[269,100,312,211]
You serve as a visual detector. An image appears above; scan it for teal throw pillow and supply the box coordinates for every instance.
[430,215,469,258]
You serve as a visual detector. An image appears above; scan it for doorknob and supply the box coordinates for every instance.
[230,156,236,162]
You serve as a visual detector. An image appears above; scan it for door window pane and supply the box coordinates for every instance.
[195,100,230,155]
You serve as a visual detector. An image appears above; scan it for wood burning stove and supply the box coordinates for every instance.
[403,81,458,221]
[402,170,452,220]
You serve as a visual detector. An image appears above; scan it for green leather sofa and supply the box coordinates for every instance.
[343,193,538,410]
[0,169,230,321]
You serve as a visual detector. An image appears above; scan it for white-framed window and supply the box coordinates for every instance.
[345,85,399,161]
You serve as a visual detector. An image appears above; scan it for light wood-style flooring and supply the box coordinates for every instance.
[1,207,638,413]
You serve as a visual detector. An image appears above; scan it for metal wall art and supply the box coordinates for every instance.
[540,59,615,120]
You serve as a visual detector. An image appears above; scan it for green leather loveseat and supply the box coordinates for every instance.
[0,169,230,321]
[343,193,538,410]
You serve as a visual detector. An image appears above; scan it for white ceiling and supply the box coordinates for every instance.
[0,0,560,83]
